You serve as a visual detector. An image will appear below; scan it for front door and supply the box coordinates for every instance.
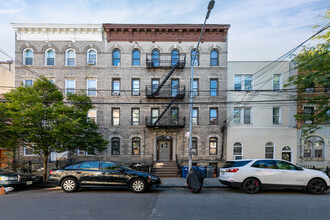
[158,140,171,161]
[282,152,291,162]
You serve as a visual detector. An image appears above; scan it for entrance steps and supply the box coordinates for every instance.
[152,161,180,178]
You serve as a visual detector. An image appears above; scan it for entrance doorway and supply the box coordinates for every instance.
[157,136,172,161]
[281,146,292,162]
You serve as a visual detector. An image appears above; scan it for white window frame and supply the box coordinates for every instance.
[65,79,76,95]
[233,107,252,124]
[87,48,97,66]
[23,144,36,156]
[112,79,120,96]
[88,109,97,123]
[86,78,97,97]
[234,74,253,91]
[45,48,55,66]
[272,107,281,125]
[132,79,140,96]
[65,48,76,66]
[23,48,33,65]
[23,78,33,86]
[272,74,282,91]
[265,142,275,159]
[233,142,243,160]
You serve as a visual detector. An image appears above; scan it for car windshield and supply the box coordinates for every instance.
[222,160,252,168]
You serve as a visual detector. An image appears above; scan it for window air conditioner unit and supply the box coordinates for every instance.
[88,60,96,65]
[132,91,140,96]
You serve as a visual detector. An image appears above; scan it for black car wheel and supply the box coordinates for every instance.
[242,178,261,194]
[307,178,326,194]
[130,178,146,193]
[61,177,78,193]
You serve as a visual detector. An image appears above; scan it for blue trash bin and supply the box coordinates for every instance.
[182,166,189,178]
[198,166,206,177]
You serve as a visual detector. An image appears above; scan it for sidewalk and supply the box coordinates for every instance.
[160,177,227,188]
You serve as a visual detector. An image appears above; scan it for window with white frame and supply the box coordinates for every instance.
[209,137,217,155]
[210,108,218,125]
[131,108,140,125]
[112,108,120,126]
[192,108,198,125]
[87,49,97,66]
[23,48,33,65]
[132,79,140,96]
[23,79,33,87]
[132,137,141,155]
[234,75,252,91]
[112,49,121,66]
[191,49,199,66]
[233,142,242,160]
[132,49,140,66]
[112,79,120,96]
[45,49,55,66]
[151,108,159,125]
[210,79,218,96]
[272,107,281,124]
[65,49,76,66]
[23,144,36,156]
[151,79,159,93]
[233,107,251,124]
[210,49,219,66]
[265,142,274,159]
[273,74,281,91]
[304,136,324,158]
[192,79,199,96]
[65,79,75,95]
[87,79,97,96]
[88,109,97,123]
[303,106,314,124]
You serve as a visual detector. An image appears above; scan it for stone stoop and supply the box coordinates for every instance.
[152,161,180,178]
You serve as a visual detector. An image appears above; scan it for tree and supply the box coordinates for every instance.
[287,9,330,137]
[0,76,108,181]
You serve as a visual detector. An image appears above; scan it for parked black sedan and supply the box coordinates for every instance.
[0,168,41,187]
[48,161,161,193]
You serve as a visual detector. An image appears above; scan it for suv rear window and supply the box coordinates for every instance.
[222,160,252,168]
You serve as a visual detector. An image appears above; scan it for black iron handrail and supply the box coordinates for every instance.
[146,53,186,69]
[145,85,185,99]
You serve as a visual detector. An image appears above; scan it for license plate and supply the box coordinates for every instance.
[220,171,225,176]
[26,181,33,185]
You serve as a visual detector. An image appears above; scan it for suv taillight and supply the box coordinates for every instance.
[226,168,239,173]
[49,170,53,175]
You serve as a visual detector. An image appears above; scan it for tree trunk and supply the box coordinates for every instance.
[42,152,50,183]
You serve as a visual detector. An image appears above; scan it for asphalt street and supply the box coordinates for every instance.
[0,186,329,220]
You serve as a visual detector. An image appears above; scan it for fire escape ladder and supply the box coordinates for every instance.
[152,62,179,96]
[153,94,179,126]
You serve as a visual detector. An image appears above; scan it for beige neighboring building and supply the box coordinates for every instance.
[227,61,297,162]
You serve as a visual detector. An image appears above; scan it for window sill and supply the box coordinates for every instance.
[302,158,324,161]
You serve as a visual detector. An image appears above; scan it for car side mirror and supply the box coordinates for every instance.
[118,168,125,173]
[296,167,303,171]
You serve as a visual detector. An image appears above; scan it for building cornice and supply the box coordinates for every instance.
[103,23,230,43]
[11,23,103,42]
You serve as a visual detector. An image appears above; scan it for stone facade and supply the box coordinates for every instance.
[13,23,230,170]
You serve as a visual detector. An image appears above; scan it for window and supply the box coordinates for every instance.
[171,49,179,66]
[112,79,120,96]
[131,79,140,96]
[111,138,120,155]
[151,49,160,67]
[233,107,251,124]
[132,49,140,66]
[23,145,35,156]
[210,79,218,96]
[210,49,219,66]
[282,146,292,161]
[277,161,299,170]
[87,49,97,66]
[65,79,75,94]
[273,74,281,91]
[192,79,199,96]
[234,75,252,91]
[171,79,179,97]
[151,79,159,93]
[131,108,140,125]
[233,142,242,160]
[191,49,199,66]
[151,109,159,124]
[132,138,141,155]
[65,49,76,66]
[265,142,274,159]
[79,162,99,170]
[23,48,33,65]
[251,160,278,169]
[304,136,324,158]
[192,108,198,125]
[192,137,198,155]
[171,108,178,125]
[112,108,120,126]
[303,107,314,124]
[209,138,217,155]
[87,79,97,96]
[23,79,33,87]
[101,162,122,171]
[88,109,97,123]
[112,49,121,66]
[45,49,55,66]
[210,108,218,125]
[273,107,281,124]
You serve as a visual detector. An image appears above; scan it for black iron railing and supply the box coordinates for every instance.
[146,85,185,99]
[146,53,186,69]
[145,116,185,128]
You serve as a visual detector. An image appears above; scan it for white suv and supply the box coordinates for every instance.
[219,159,330,194]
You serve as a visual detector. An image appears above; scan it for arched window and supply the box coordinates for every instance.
[111,138,120,155]
[171,49,179,66]
[233,142,242,160]
[191,49,199,66]
[112,49,120,66]
[23,48,33,65]
[65,49,76,66]
[282,146,292,161]
[45,49,55,66]
[209,137,217,155]
[304,136,324,158]
[151,49,160,67]
[210,49,219,66]
[132,137,141,155]
[132,49,140,66]
[265,142,274,159]
[87,49,97,66]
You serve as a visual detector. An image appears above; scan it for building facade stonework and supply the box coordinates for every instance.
[12,23,230,171]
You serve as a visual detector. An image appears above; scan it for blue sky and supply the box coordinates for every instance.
[0,0,328,61]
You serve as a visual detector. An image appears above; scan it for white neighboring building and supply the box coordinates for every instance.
[227,61,297,162]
